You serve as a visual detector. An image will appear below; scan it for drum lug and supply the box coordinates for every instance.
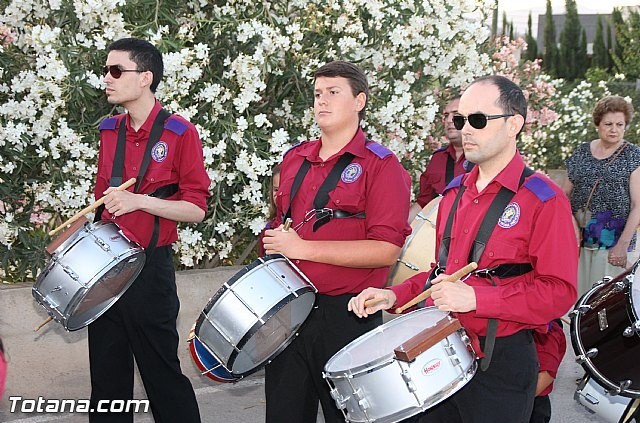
[623,321,640,337]
[60,264,79,281]
[94,237,111,252]
[329,387,348,410]
[607,379,632,396]
[572,305,591,316]
[615,281,627,291]
[401,369,417,393]
[576,348,598,364]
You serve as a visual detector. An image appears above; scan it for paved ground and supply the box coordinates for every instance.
[0,323,635,423]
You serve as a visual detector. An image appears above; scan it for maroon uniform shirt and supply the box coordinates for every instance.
[391,152,577,356]
[534,320,566,396]
[95,101,210,247]
[416,143,469,207]
[274,128,412,295]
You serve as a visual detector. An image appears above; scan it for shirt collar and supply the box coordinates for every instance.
[463,151,525,193]
[297,128,367,162]
[126,100,163,134]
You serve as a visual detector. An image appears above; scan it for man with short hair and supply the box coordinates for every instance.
[263,60,411,423]
[408,96,470,222]
[90,37,209,422]
[349,75,577,423]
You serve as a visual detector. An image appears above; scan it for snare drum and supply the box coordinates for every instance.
[33,220,145,331]
[388,197,440,286]
[193,254,316,379]
[571,262,640,397]
[324,307,476,423]
[575,374,635,423]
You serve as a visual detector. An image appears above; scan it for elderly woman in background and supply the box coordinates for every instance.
[563,95,640,297]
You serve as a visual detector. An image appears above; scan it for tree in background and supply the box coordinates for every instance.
[611,8,625,63]
[591,16,609,70]
[491,0,499,37]
[543,0,559,77]
[611,9,640,80]
[606,23,614,70]
[524,11,538,61]
[559,0,584,80]
[502,11,508,37]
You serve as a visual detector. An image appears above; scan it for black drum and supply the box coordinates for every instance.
[570,263,640,398]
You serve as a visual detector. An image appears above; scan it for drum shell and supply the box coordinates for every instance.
[571,266,640,397]
[324,307,476,423]
[188,336,238,383]
[33,221,145,331]
[388,197,439,286]
[575,374,632,423]
[195,254,316,377]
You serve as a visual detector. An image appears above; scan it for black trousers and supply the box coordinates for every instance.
[416,330,538,423]
[88,246,200,423]
[529,395,551,423]
[265,294,381,423]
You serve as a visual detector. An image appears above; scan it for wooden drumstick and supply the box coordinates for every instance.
[48,178,136,236]
[394,262,478,314]
[34,316,53,331]
[363,297,388,308]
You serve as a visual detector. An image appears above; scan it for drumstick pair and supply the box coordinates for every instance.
[364,262,478,314]
[36,178,137,332]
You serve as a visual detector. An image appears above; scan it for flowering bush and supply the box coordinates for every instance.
[0,0,493,282]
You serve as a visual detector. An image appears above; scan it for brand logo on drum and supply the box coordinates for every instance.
[422,359,442,376]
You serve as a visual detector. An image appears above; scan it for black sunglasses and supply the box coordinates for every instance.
[453,113,514,130]
[102,65,142,79]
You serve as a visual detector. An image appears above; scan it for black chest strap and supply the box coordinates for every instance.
[435,166,534,371]
[96,109,173,263]
[284,153,359,232]
[445,154,455,187]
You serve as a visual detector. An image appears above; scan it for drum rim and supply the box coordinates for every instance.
[324,307,450,376]
[64,249,145,331]
[571,276,640,397]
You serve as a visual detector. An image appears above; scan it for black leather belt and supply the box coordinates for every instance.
[325,210,366,219]
[474,263,533,279]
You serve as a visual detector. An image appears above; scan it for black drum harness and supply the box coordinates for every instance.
[432,167,535,370]
[95,109,179,263]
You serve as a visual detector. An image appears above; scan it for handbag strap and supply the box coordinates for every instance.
[584,142,628,210]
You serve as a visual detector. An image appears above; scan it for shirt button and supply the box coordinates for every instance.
[133,166,137,171]
[135,142,139,147]
[336,199,340,204]
[473,199,479,204]
[320,163,325,167]
[489,252,494,257]
[150,178,155,182]
[454,259,459,264]
[463,228,469,234]
[295,260,300,264]
[312,185,317,190]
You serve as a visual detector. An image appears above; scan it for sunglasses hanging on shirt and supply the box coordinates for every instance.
[453,113,514,130]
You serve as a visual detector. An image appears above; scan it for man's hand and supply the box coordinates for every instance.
[348,287,397,318]
[103,188,144,217]
[429,272,476,313]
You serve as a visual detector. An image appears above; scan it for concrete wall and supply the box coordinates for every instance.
[0,266,241,409]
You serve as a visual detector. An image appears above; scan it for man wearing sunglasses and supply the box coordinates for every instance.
[90,37,209,422]
[349,75,577,423]
[408,95,472,222]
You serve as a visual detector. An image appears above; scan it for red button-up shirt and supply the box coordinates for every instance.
[274,128,412,295]
[416,143,468,207]
[95,101,210,247]
[534,320,566,396]
[391,152,577,356]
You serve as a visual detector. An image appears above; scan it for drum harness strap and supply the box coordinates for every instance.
[432,166,534,371]
[284,152,365,232]
[95,109,179,264]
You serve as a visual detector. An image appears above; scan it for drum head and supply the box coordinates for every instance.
[325,307,447,374]
[230,289,315,375]
[632,263,640,320]
[65,249,145,330]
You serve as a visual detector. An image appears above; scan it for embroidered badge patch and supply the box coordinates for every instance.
[498,202,520,229]
[341,163,362,183]
[151,141,168,162]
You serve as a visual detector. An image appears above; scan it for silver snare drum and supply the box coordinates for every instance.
[194,254,316,378]
[33,220,145,331]
[575,374,636,423]
[324,307,477,423]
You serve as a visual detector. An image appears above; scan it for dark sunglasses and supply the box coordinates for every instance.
[453,113,514,130]
[102,65,142,79]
